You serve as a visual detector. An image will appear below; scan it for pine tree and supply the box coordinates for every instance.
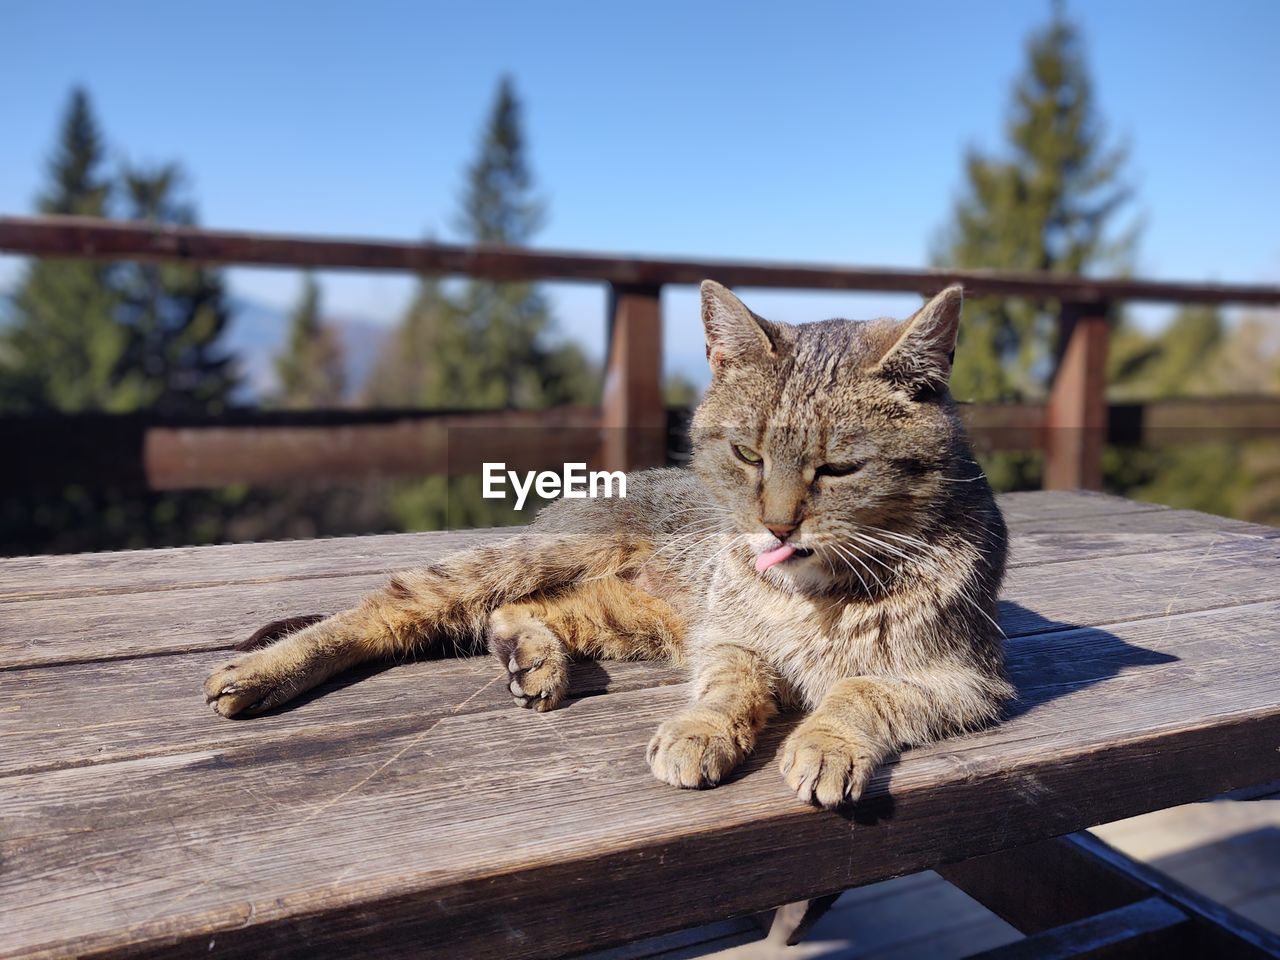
[1108,305,1224,401]
[936,12,1134,404]
[449,76,595,410]
[377,76,598,531]
[1,91,246,555]
[364,276,454,407]
[2,88,128,412]
[116,163,239,414]
[275,274,346,408]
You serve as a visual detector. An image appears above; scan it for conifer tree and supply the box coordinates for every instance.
[1,90,245,555]
[935,12,1134,403]
[364,276,454,407]
[377,77,598,531]
[2,88,127,412]
[116,163,238,414]
[275,274,346,408]
[448,76,595,410]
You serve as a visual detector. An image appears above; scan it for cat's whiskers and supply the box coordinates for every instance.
[819,543,869,596]
[644,524,732,575]
[827,541,880,597]
[849,528,1005,637]
[843,544,888,595]
[660,504,734,524]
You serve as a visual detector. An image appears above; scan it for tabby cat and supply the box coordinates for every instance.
[204,281,1011,809]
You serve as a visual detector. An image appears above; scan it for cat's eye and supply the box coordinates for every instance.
[732,444,763,466]
[815,461,865,478]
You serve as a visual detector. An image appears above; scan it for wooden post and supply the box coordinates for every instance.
[601,283,665,472]
[1044,300,1110,490]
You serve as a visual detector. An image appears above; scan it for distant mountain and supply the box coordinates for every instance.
[225,297,390,403]
[0,285,388,405]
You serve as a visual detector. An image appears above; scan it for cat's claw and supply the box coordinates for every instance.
[779,723,876,809]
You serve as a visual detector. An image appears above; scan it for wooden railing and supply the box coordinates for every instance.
[3,214,1279,493]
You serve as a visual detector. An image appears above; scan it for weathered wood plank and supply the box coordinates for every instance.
[4,533,1275,670]
[2,700,1274,958]
[3,593,1278,958]
[994,490,1163,522]
[0,651,685,778]
[4,526,1237,607]
[999,536,1280,637]
[3,590,1274,782]
[0,528,512,603]
[0,408,604,494]
[4,591,1275,791]
[6,492,1246,609]
[0,571,391,668]
[1011,507,1277,537]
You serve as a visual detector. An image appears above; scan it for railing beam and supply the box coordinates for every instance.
[4,216,1280,305]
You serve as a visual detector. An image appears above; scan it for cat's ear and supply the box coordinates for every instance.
[701,280,779,375]
[874,285,964,395]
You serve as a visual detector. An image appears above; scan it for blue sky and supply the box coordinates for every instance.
[3,0,1278,383]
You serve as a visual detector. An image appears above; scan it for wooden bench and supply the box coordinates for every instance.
[3,490,1279,958]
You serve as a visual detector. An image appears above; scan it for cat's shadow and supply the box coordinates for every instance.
[237,601,1179,825]
[721,600,1178,823]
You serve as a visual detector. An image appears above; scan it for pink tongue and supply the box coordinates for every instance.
[755,543,797,573]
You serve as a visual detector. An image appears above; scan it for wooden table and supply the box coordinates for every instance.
[4,491,1279,959]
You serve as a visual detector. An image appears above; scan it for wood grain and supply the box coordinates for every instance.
[4,529,1275,670]
[0,528,513,603]
[0,408,605,494]
[0,491,1167,603]
[3,595,1279,957]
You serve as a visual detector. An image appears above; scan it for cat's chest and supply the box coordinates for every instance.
[709,577,884,706]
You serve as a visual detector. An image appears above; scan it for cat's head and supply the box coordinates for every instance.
[689,280,976,593]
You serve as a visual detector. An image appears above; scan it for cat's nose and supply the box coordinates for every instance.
[764,521,798,542]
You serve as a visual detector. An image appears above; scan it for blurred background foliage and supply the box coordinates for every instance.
[0,8,1276,555]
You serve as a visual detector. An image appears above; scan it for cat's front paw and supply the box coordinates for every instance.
[779,721,877,809]
[203,651,292,718]
[488,609,569,713]
[646,708,742,789]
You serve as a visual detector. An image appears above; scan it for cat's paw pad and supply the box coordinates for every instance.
[488,611,569,713]
[779,724,876,809]
[646,709,741,789]
[203,654,289,718]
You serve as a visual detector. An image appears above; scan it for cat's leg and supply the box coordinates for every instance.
[488,576,686,712]
[779,667,1006,809]
[647,642,778,789]
[203,533,648,718]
